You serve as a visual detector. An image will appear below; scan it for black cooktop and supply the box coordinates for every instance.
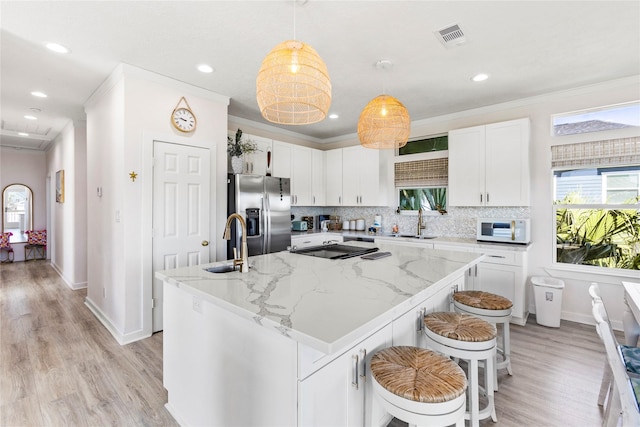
[290,244,379,260]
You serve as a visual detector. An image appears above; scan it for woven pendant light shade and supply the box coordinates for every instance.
[256,40,331,125]
[358,94,411,149]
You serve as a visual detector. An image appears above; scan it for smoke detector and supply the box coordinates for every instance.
[434,23,467,49]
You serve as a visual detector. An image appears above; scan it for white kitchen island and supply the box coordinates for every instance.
[156,241,483,427]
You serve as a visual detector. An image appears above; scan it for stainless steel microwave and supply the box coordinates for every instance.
[477,218,531,244]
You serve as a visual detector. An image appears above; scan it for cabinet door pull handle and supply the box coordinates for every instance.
[418,307,426,332]
[480,193,483,203]
[359,349,367,382]
[487,193,490,203]
[352,354,359,389]
[487,255,506,259]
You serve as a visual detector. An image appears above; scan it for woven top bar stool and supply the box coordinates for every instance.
[423,312,497,427]
[453,290,513,391]
[370,346,467,427]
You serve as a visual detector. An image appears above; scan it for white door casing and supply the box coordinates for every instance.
[152,141,210,332]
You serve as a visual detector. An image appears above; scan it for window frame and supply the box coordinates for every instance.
[394,135,449,216]
[552,165,639,275]
[2,183,34,244]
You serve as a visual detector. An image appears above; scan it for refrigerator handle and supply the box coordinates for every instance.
[263,195,270,254]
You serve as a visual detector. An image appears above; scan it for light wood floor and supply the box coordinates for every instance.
[2,261,609,426]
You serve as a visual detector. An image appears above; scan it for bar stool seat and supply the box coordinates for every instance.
[371,346,467,427]
[453,290,513,390]
[423,312,497,427]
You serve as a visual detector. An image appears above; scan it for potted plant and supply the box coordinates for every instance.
[227,128,258,174]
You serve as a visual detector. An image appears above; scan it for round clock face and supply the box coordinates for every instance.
[172,107,196,132]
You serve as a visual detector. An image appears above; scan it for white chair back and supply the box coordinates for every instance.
[592,300,640,426]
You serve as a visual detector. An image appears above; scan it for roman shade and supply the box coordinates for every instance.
[551,136,640,168]
[394,158,448,187]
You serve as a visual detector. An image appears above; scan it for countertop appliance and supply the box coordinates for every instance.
[292,221,308,231]
[477,218,530,244]
[227,174,291,258]
[289,243,379,259]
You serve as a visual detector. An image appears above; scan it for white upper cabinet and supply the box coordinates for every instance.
[242,135,272,175]
[271,140,292,179]
[448,118,530,206]
[342,146,381,206]
[291,145,312,206]
[311,149,326,206]
[325,149,343,206]
[272,140,324,206]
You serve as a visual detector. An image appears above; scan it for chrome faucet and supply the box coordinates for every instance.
[223,213,249,273]
[417,207,425,236]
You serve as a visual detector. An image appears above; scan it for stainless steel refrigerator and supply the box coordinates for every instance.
[227,174,291,259]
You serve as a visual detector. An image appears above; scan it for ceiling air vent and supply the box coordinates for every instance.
[434,23,467,49]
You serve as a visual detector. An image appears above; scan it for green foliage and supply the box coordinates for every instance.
[227,128,258,157]
[556,193,640,270]
[399,188,447,214]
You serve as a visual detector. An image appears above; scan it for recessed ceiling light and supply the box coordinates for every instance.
[31,91,47,98]
[329,113,339,119]
[471,73,489,82]
[24,115,37,120]
[45,42,70,54]
[197,64,214,73]
[18,132,29,136]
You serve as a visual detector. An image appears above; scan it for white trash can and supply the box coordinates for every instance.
[532,276,565,327]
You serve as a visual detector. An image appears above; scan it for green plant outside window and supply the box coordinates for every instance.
[398,135,448,156]
[399,188,447,214]
[554,166,640,270]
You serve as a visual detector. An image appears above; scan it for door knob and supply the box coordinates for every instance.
[201,240,209,246]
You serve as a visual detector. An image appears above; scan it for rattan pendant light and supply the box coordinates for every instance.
[256,3,331,125]
[357,60,410,149]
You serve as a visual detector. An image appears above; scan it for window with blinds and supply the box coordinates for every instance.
[395,158,448,214]
[552,136,639,272]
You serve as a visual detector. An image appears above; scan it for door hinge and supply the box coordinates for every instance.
[151,298,156,308]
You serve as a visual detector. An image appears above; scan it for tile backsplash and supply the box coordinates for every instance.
[291,206,530,238]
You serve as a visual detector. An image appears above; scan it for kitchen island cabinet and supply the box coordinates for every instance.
[157,242,482,426]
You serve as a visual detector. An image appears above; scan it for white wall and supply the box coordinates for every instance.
[0,147,47,262]
[45,121,88,288]
[84,64,229,344]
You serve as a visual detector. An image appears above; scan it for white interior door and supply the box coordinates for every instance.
[153,141,210,332]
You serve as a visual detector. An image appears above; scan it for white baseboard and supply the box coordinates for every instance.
[84,297,151,345]
[51,262,87,290]
[164,403,187,426]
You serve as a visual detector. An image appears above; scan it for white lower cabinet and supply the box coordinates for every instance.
[434,243,529,325]
[298,324,393,427]
[472,250,528,325]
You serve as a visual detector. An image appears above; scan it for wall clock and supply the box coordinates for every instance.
[171,96,197,133]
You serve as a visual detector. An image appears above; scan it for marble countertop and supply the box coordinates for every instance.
[156,242,482,354]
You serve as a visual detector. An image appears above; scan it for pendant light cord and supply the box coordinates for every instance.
[293,0,297,40]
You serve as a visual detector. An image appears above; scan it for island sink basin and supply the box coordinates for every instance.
[204,264,237,273]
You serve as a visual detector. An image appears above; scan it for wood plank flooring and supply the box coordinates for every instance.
[0,260,178,426]
[2,260,609,426]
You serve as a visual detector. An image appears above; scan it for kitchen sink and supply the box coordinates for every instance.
[204,264,237,273]
[387,234,437,239]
